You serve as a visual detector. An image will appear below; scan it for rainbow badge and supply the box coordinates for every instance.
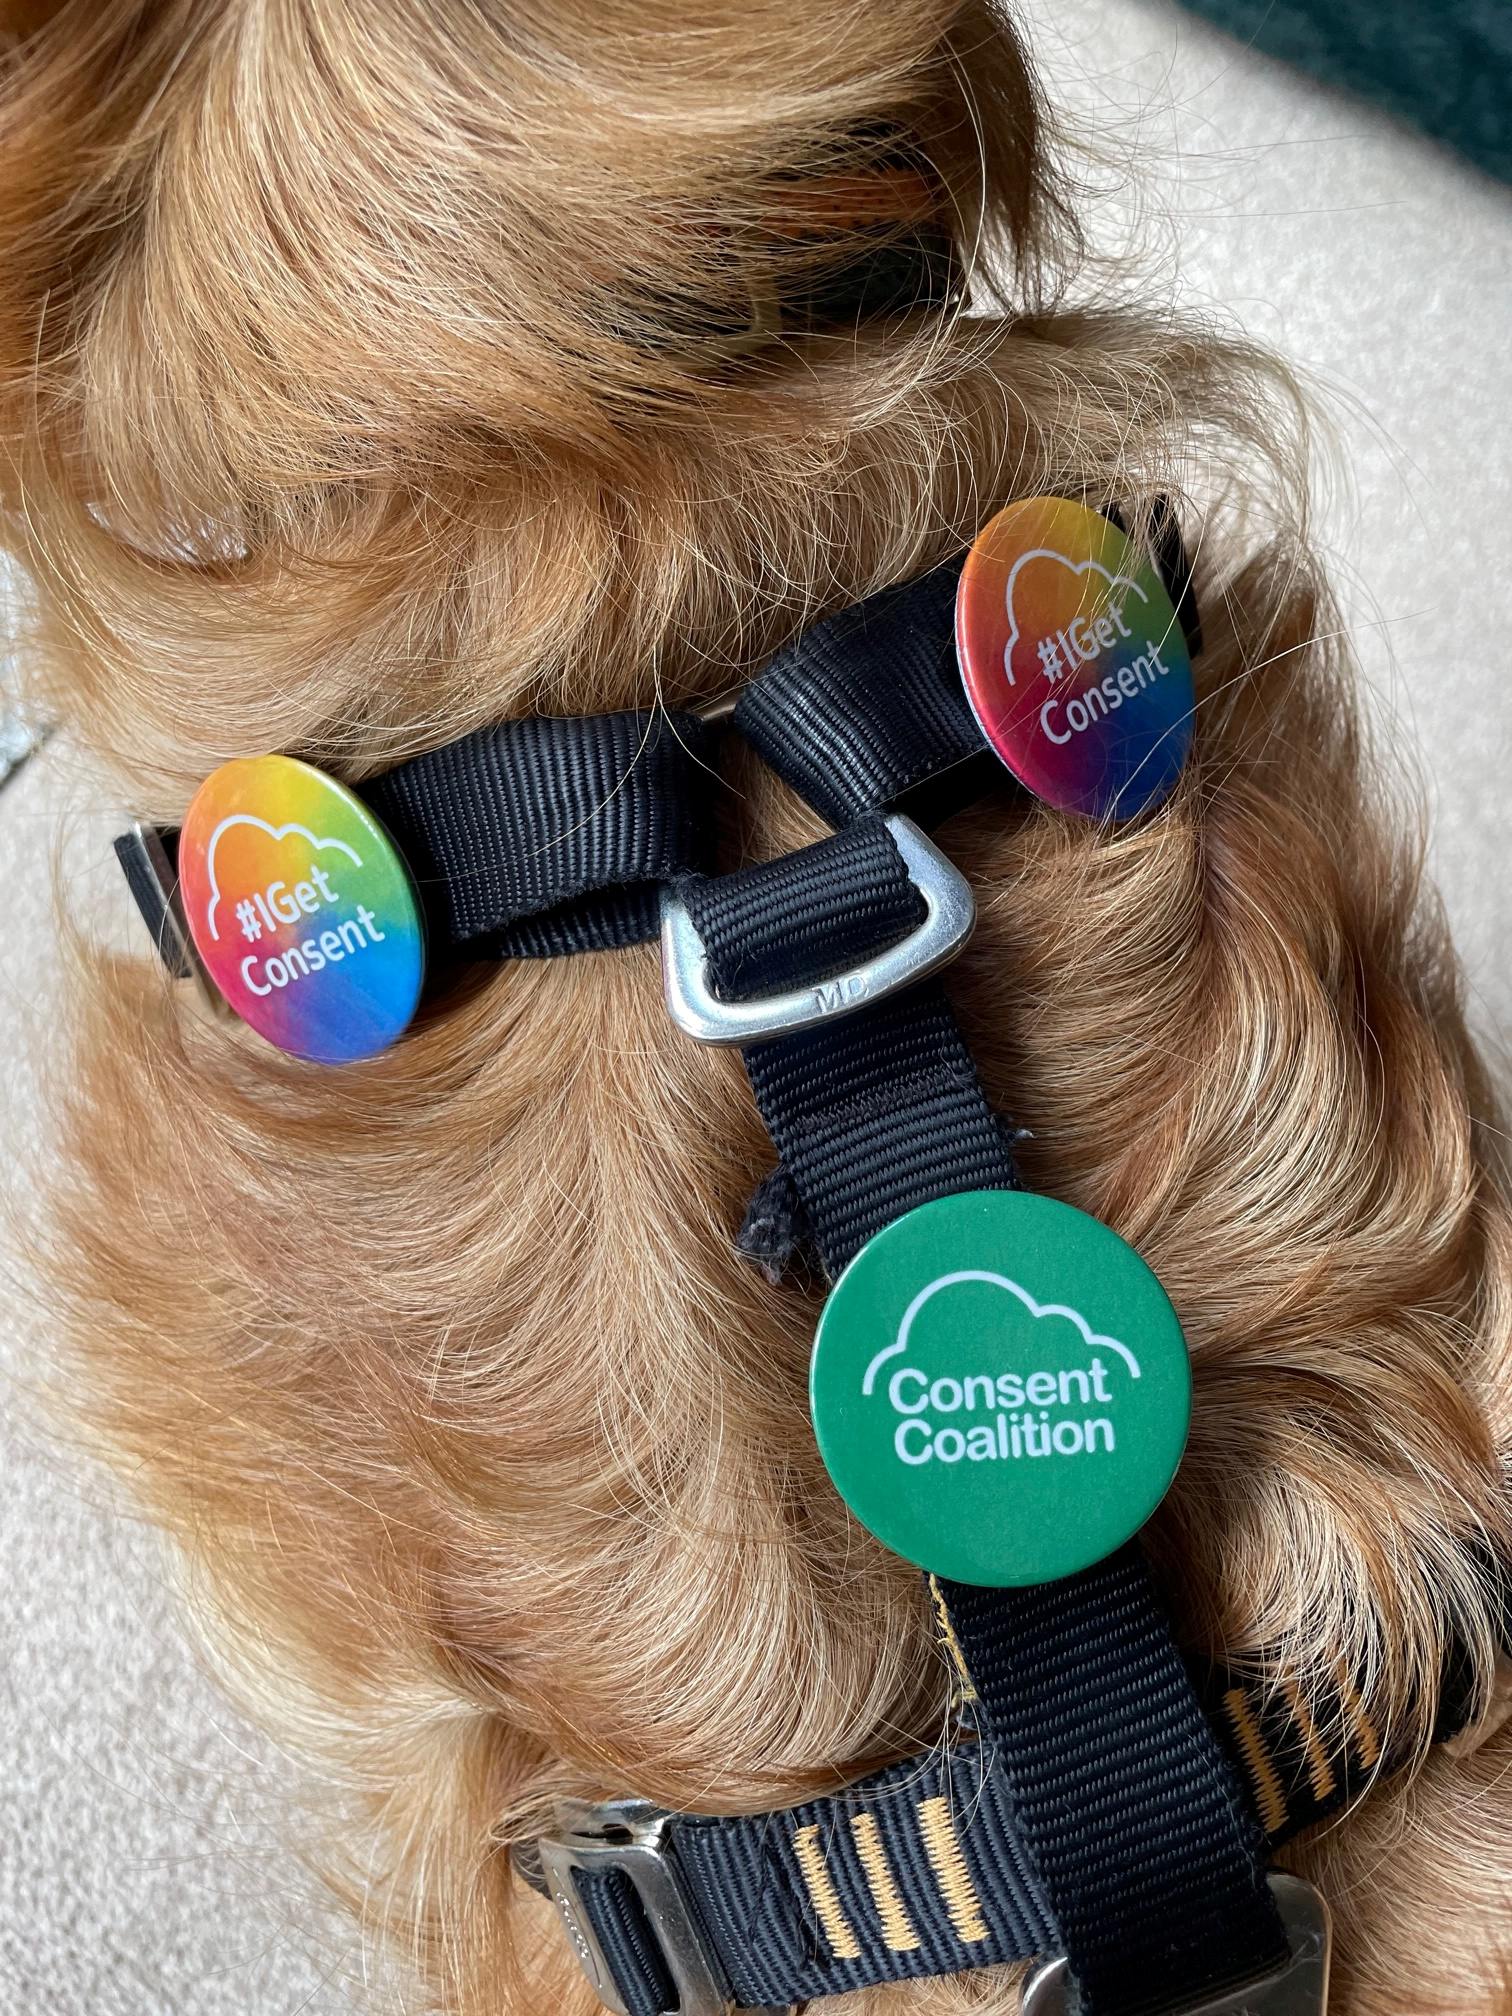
[179,755,424,1064]
[955,497,1194,821]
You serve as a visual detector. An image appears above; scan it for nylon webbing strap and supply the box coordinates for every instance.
[742,989,1019,1276]
[561,1628,1352,2014]
[677,814,923,1000]
[731,557,980,827]
[942,1559,1288,2016]
[363,710,712,959]
[670,1740,1054,2007]
[548,1741,1056,2015]
[1198,1661,1379,1849]
[673,811,1018,1275]
[552,1623,1416,2016]
[576,1869,678,2016]
[674,541,1286,2016]
[733,504,1202,834]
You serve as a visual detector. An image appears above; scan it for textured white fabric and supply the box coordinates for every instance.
[1,3,1509,2009]
[1034,0,1512,1045]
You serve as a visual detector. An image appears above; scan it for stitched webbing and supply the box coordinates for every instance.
[556,1620,1454,2016]
[742,987,1021,1276]
[569,1615,1359,2015]
[689,540,1285,2016]
[671,1740,1054,2007]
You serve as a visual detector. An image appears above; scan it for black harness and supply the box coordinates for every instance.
[118,534,1498,2016]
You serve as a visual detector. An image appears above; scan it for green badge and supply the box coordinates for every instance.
[810,1190,1191,1586]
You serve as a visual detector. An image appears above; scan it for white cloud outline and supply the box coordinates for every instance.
[860,1269,1142,1397]
[1001,548,1150,686]
[202,814,363,941]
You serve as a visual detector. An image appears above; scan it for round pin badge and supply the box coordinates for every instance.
[178,754,424,1064]
[810,1190,1191,1586]
[955,497,1195,821]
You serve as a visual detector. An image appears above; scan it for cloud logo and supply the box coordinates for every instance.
[202,815,363,941]
[177,753,425,1064]
[860,1269,1141,1398]
[809,1189,1192,1584]
[1001,548,1150,687]
[956,496,1196,822]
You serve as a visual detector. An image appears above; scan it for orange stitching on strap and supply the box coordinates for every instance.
[1222,1686,1289,1838]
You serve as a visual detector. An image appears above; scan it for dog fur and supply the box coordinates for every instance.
[4,3,1512,2010]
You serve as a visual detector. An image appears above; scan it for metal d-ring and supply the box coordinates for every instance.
[659,811,976,1047]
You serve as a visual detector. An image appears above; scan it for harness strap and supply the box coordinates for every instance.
[943,1556,1285,2016]
[731,504,1199,834]
[730,557,979,827]
[575,1867,681,2016]
[674,815,1013,1272]
[683,559,1288,2012]
[538,1588,1315,2015]
[656,1742,1051,2010]
[362,709,713,958]
[676,813,924,1002]
[740,981,1017,1276]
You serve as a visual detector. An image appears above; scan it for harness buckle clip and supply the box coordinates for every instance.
[660,811,975,1046]
[532,1797,779,2016]
[1022,1874,1331,2016]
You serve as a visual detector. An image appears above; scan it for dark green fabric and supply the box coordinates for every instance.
[1179,0,1512,186]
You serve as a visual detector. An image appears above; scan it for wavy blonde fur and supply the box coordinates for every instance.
[4,2,1512,2011]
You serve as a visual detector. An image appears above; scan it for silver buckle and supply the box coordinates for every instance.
[114,821,229,1018]
[1021,1875,1331,2016]
[660,811,976,1046]
[533,1798,784,2016]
